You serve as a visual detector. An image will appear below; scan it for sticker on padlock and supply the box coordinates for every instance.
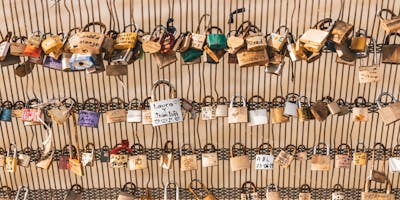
[334,144,352,169]
[180,144,198,172]
[129,144,148,170]
[353,142,367,166]
[255,143,274,170]
[201,96,216,120]
[275,144,296,168]
[240,181,259,200]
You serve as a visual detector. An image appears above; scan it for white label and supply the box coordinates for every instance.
[150,98,183,126]
[255,155,274,170]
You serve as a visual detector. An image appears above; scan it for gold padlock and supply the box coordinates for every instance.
[368,143,387,183]
[270,96,290,124]
[129,143,148,170]
[230,143,250,171]
[351,29,367,52]
[376,92,400,126]
[324,96,341,115]
[296,145,308,161]
[267,25,289,52]
[275,144,296,168]
[311,143,331,171]
[297,96,314,122]
[41,33,64,55]
[115,24,138,50]
[310,98,330,122]
[180,144,198,172]
[9,36,27,57]
[5,144,17,173]
[189,179,217,200]
[353,142,367,166]
[378,8,400,33]
[202,143,218,168]
[352,97,368,122]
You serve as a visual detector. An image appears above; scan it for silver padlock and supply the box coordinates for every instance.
[86,54,105,74]
[69,53,95,71]
[215,96,229,117]
[286,33,301,62]
[266,60,285,76]
[323,96,341,115]
[111,49,134,65]
[283,93,299,117]
[62,52,74,71]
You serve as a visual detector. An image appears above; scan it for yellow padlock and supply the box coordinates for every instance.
[350,29,367,52]
[114,24,138,50]
[41,33,64,55]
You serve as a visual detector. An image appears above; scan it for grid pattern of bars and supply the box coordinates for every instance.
[0,0,400,199]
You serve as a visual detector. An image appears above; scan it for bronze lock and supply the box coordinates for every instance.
[310,98,330,122]
[351,29,368,53]
[297,96,314,122]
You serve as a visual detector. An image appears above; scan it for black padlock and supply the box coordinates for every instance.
[100,145,110,162]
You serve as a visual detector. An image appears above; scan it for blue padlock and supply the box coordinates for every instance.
[0,101,13,122]
[69,53,95,71]
[43,56,62,70]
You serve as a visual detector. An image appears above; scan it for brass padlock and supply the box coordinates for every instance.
[68,22,106,54]
[160,141,174,170]
[352,97,368,122]
[64,184,83,200]
[378,8,400,33]
[376,92,400,126]
[359,37,379,83]
[201,96,216,120]
[174,32,192,52]
[17,147,32,167]
[311,143,331,171]
[201,143,218,168]
[180,144,198,172]
[191,14,210,50]
[368,143,387,183]
[240,181,259,200]
[5,144,17,173]
[267,25,289,52]
[324,96,341,115]
[105,97,127,124]
[330,19,354,45]
[300,18,336,53]
[270,96,290,124]
[297,96,314,122]
[298,184,312,200]
[245,25,267,51]
[361,179,394,200]
[188,179,217,200]
[10,36,27,56]
[334,143,352,169]
[351,29,368,52]
[275,144,296,168]
[142,25,164,54]
[230,143,250,171]
[310,99,330,122]
[331,184,346,200]
[115,24,138,50]
[353,142,367,166]
[41,33,64,55]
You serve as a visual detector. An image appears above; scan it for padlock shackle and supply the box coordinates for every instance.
[229,95,247,108]
[203,143,216,153]
[392,144,400,157]
[285,93,299,103]
[297,144,307,152]
[258,142,273,155]
[130,143,145,154]
[202,95,215,106]
[82,22,107,34]
[122,182,137,192]
[376,92,397,109]
[2,100,13,108]
[26,98,42,108]
[285,144,297,155]
[372,143,386,161]
[62,144,77,155]
[7,143,17,157]
[206,26,223,34]
[272,96,286,107]
[248,95,266,109]
[11,36,27,43]
[84,143,95,152]
[313,143,330,155]
[355,29,367,37]
[216,96,228,105]
[353,96,367,107]
[322,96,334,103]
[0,186,12,199]
[180,144,195,156]
[275,25,289,35]
[164,182,179,200]
[15,186,29,200]
[366,36,378,65]
[128,98,141,110]
[377,8,397,20]
[0,147,5,155]
[332,184,343,192]
[70,184,83,193]
[356,142,365,152]
[195,14,211,34]
[141,97,151,109]
[163,141,174,153]
[151,80,177,101]
[236,20,253,36]
[337,143,351,156]
[384,32,400,45]
[123,23,138,32]
[108,97,125,111]
[189,179,212,199]
[231,142,246,157]
[82,97,100,111]
[241,181,257,193]
[299,184,311,193]
[297,96,311,107]
[61,97,77,110]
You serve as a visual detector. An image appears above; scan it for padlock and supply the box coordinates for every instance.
[275,144,296,168]
[378,8,400,33]
[244,25,267,51]
[300,18,336,53]
[230,143,250,171]
[106,97,127,124]
[9,36,27,56]
[164,182,180,200]
[330,19,354,45]
[69,53,95,71]
[126,98,142,123]
[180,48,203,63]
[24,31,42,58]
[189,179,217,200]
[111,49,134,65]
[43,55,62,70]
[36,147,55,170]
[180,144,198,172]
[129,143,148,170]
[27,51,44,64]
[41,33,63,55]
[311,98,330,122]
[0,147,5,167]
[62,52,73,71]
[15,186,29,200]
[324,96,341,115]
[335,143,352,169]
[191,14,210,50]
[240,181,259,200]
[174,32,192,52]
[228,95,248,124]
[17,147,32,167]
[297,96,314,122]
[215,96,228,117]
[297,145,308,161]
[311,143,331,171]
[201,96,216,120]
[267,46,284,65]
[68,22,106,54]
[0,32,11,61]
[85,54,105,74]
[142,26,164,54]
[78,98,101,128]
[101,30,118,57]
[381,32,400,64]
[298,184,312,200]
[267,25,289,52]
[335,39,356,63]
[270,96,290,124]
[389,144,400,172]
[265,184,281,200]
[12,101,25,118]
[115,24,138,50]
[21,99,43,126]
[64,184,83,200]
[247,95,268,126]
[203,46,225,64]
[153,50,178,68]
[286,32,303,62]
[283,93,299,118]
[109,141,131,169]
[160,30,176,54]
[331,184,345,200]
[226,28,245,54]
[353,142,367,166]
[141,97,153,125]
[100,145,110,163]
[361,179,395,200]
[202,143,218,168]
[359,37,379,83]
[81,143,95,167]
[59,145,75,170]
[118,182,137,200]
[48,97,75,125]
[206,26,227,50]
[335,98,349,116]
[376,92,400,126]
[0,101,13,122]
[265,60,285,76]
[351,29,368,52]
[368,143,387,183]
[159,141,174,170]
[5,144,17,173]
[352,97,368,122]
[255,143,274,170]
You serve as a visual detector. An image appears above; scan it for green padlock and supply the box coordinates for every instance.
[206,26,227,50]
[181,48,203,62]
